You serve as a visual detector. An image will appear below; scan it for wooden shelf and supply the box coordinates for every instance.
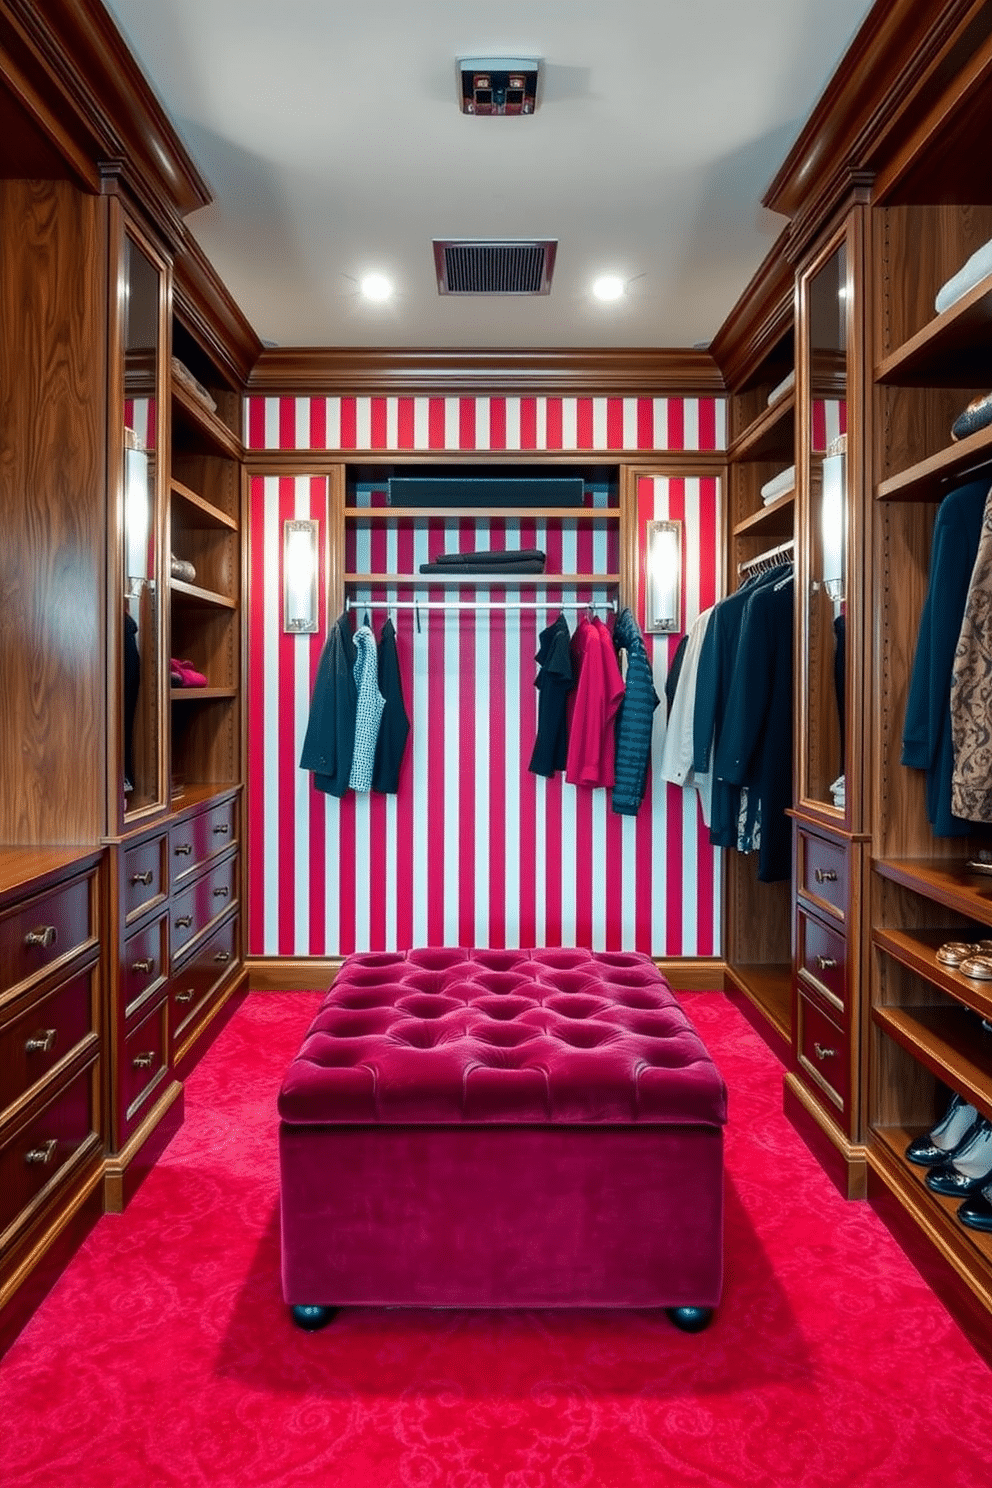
[728,392,795,462]
[170,578,237,610]
[876,422,992,503]
[875,857,992,927]
[873,1003,992,1126]
[874,925,992,1023]
[733,490,795,538]
[345,505,618,520]
[725,961,791,1043]
[868,1125,992,1274]
[876,272,992,386]
[345,572,620,587]
[171,479,237,530]
[171,381,242,461]
[169,686,237,703]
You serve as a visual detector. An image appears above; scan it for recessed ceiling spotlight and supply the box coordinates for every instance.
[361,273,393,302]
[592,275,625,302]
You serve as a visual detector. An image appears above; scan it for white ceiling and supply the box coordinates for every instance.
[103,0,874,351]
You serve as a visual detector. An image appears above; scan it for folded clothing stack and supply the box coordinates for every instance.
[766,369,795,406]
[171,356,218,413]
[759,465,795,505]
[935,237,992,315]
[419,546,547,575]
[951,392,992,442]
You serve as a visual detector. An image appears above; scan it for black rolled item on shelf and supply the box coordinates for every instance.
[388,477,584,507]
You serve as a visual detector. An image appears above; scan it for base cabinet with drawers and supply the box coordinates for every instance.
[0,851,106,1357]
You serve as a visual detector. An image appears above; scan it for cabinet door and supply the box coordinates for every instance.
[121,226,169,822]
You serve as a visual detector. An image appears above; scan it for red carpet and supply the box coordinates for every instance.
[1,990,989,1487]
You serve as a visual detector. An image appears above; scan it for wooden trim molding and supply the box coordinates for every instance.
[248,347,725,398]
[248,956,725,994]
[709,233,794,391]
[174,232,264,388]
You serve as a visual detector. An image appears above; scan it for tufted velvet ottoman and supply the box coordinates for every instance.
[278,948,727,1331]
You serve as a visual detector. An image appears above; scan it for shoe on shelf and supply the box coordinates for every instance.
[957,1184,992,1232]
[925,1116,992,1196]
[906,1092,982,1166]
[170,659,208,688]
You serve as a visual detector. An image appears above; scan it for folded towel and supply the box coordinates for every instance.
[935,237,992,315]
[431,547,546,567]
[760,465,796,504]
[766,370,795,406]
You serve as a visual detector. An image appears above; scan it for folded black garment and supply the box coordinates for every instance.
[419,558,547,574]
[430,547,546,567]
[952,393,992,442]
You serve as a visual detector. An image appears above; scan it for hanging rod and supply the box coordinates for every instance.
[345,596,618,613]
[738,538,794,576]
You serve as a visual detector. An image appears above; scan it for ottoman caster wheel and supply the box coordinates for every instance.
[666,1306,714,1333]
[291,1304,336,1331]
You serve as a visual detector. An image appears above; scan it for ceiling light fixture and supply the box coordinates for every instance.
[360,273,393,302]
[593,275,625,302]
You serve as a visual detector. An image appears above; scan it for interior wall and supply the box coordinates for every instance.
[245,394,725,958]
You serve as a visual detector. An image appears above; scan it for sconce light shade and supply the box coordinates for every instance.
[645,518,682,634]
[124,430,150,583]
[283,518,320,633]
[820,446,846,603]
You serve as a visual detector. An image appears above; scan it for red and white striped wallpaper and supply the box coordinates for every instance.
[246,395,725,959]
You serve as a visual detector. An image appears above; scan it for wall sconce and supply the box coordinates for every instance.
[124,427,150,586]
[645,519,682,634]
[820,443,846,604]
[283,518,320,633]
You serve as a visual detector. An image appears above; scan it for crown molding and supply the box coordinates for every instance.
[709,231,794,391]
[174,232,264,388]
[247,347,725,398]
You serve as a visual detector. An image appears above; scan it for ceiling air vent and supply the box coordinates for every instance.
[433,239,557,296]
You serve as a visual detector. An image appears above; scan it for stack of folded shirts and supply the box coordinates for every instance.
[171,356,218,413]
[935,236,992,315]
[419,547,547,575]
[759,465,796,505]
[766,370,795,406]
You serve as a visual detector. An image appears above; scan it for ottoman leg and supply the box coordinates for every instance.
[665,1306,714,1333]
[291,1304,337,1331]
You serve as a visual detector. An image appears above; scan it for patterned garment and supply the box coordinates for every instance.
[348,624,386,792]
[951,489,992,822]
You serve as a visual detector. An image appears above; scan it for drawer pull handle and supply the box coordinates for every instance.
[25,1138,58,1165]
[25,1028,58,1054]
[174,843,193,857]
[213,823,230,835]
[214,950,231,964]
[815,956,837,971]
[213,886,230,898]
[175,914,193,929]
[132,1051,156,1070]
[814,1042,837,1061]
[814,869,838,884]
[131,957,154,974]
[175,988,196,1004]
[130,870,153,886]
[24,925,57,949]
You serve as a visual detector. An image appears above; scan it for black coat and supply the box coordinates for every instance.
[299,612,357,797]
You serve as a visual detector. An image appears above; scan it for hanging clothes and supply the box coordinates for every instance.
[349,621,386,792]
[300,612,358,797]
[950,485,992,821]
[529,612,574,778]
[123,610,140,793]
[665,632,689,719]
[565,616,624,789]
[902,477,990,836]
[611,606,660,816]
[371,618,410,794]
[659,606,714,826]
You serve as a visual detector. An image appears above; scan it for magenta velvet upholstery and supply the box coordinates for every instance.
[279,949,727,1310]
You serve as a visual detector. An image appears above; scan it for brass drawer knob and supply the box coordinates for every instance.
[213,886,229,898]
[814,868,838,884]
[130,870,153,886]
[175,988,195,1004]
[815,956,837,971]
[131,957,154,974]
[175,914,194,928]
[814,1042,837,1060]
[25,1138,58,1165]
[212,823,230,835]
[24,925,57,949]
[25,1028,58,1055]
[214,950,231,964]
[132,1051,156,1070]
[174,842,193,857]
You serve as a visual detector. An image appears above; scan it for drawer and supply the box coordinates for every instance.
[170,854,238,957]
[169,798,237,887]
[797,992,848,1113]
[0,1062,99,1244]
[121,1000,169,1135]
[0,872,94,998]
[122,913,169,1019]
[171,913,238,1045]
[0,964,98,1124]
[123,834,167,923]
[796,908,847,1013]
[797,828,847,921]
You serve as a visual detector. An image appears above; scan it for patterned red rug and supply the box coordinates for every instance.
[1,990,988,1487]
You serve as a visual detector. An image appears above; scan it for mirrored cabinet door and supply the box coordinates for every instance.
[122,229,167,819]
[800,236,850,815]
